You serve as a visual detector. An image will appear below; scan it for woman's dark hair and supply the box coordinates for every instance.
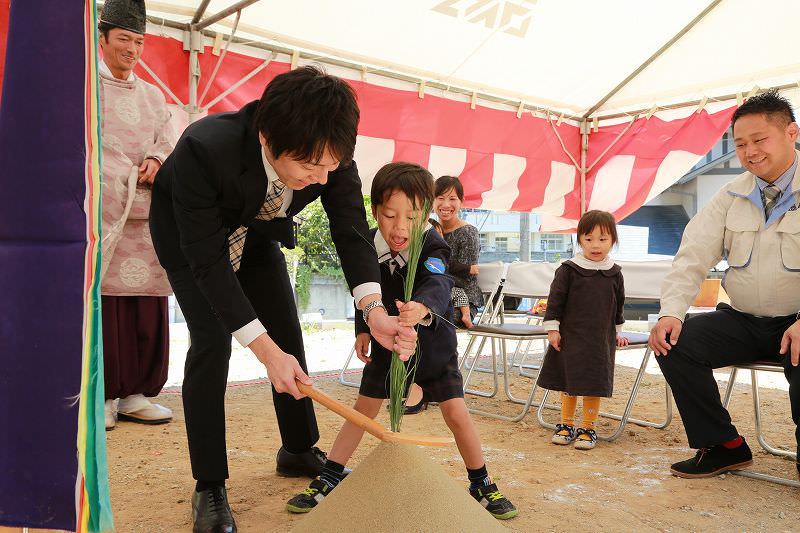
[732,88,796,128]
[576,210,618,245]
[371,162,434,209]
[253,65,359,164]
[434,175,464,201]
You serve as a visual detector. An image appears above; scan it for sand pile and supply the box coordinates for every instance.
[290,442,510,533]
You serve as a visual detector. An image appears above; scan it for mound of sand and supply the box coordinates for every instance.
[290,442,510,533]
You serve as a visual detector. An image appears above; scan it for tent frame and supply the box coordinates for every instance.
[131,0,787,215]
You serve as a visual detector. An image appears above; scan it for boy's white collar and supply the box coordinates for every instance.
[570,252,615,270]
[374,231,409,269]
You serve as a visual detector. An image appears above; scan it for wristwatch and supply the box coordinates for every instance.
[362,300,386,325]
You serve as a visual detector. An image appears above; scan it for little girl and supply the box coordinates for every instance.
[535,210,628,450]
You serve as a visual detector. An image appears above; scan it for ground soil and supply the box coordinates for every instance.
[107,367,800,532]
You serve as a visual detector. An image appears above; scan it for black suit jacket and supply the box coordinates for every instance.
[356,228,457,373]
[150,101,379,333]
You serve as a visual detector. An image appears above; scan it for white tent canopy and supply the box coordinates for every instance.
[129,0,800,230]
[144,0,800,118]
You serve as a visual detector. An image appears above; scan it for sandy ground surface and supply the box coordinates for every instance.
[106,327,800,532]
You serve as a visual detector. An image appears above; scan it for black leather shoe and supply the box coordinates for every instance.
[276,446,351,478]
[192,486,236,533]
[670,438,753,478]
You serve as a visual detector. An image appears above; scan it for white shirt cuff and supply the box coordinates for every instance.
[353,282,382,309]
[542,319,560,331]
[616,324,623,332]
[232,318,266,347]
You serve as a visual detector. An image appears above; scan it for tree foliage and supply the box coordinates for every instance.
[295,196,376,273]
[289,196,376,309]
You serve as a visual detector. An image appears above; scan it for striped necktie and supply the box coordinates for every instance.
[762,184,781,220]
[228,180,286,272]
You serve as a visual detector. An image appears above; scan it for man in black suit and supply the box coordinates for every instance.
[150,66,416,533]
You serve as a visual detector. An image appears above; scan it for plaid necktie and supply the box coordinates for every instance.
[762,184,781,220]
[229,180,286,271]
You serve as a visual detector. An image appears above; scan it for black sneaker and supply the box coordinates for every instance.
[670,439,753,478]
[286,479,333,513]
[469,483,518,520]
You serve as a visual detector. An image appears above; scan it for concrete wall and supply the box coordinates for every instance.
[298,274,354,320]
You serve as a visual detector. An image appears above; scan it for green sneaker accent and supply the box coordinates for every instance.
[469,482,518,520]
[286,479,332,514]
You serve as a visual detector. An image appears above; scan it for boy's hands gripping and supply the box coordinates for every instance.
[355,332,372,364]
[396,300,431,327]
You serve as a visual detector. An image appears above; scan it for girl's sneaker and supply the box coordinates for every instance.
[551,423,576,445]
[574,427,598,450]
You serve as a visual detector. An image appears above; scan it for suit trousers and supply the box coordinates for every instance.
[655,303,800,452]
[167,241,319,481]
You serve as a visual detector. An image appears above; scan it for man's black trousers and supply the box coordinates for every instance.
[167,242,319,481]
[656,303,799,453]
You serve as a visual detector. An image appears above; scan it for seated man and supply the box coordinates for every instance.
[649,89,800,479]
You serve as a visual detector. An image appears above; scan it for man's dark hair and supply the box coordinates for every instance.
[732,88,796,128]
[254,65,359,164]
[434,175,465,200]
[371,162,434,209]
[98,21,113,39]
[576,209,618,245]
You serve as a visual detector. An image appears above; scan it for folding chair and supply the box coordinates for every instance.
[337,342,361,388]
[457,261,505,371]
[722,361,799,488]
[461,261,557,422]
[535,259,675,441]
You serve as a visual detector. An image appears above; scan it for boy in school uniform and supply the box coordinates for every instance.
[286,162,518,520]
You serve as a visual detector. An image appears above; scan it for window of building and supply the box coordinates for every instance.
[495,236,508,252]
[540,234,565,251]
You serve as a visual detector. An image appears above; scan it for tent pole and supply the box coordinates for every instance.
[580,121,588,215]
[138,59,186,108]
[194,0,262,31]
[187,29,203,121]
[199,10,242,107]
[191,0,212,24]
[582,0,722,119]
[201,53,277,112]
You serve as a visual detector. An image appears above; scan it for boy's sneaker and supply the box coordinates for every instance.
[286,479,333,513]
[469,483,518,520]
[551,423,576,445]
[670,439,753,478]
[574,428,597,450]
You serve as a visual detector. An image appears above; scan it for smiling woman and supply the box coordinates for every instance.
[434,175,482,328]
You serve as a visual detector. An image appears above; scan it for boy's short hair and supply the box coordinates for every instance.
[576,210,618,245]
[732,88,796,128]
[371,162,434,209]
[434,175,464,200]
[254,65,359,164]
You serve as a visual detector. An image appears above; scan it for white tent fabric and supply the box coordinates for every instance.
[133,0,800,230]
[145,0,800,117]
